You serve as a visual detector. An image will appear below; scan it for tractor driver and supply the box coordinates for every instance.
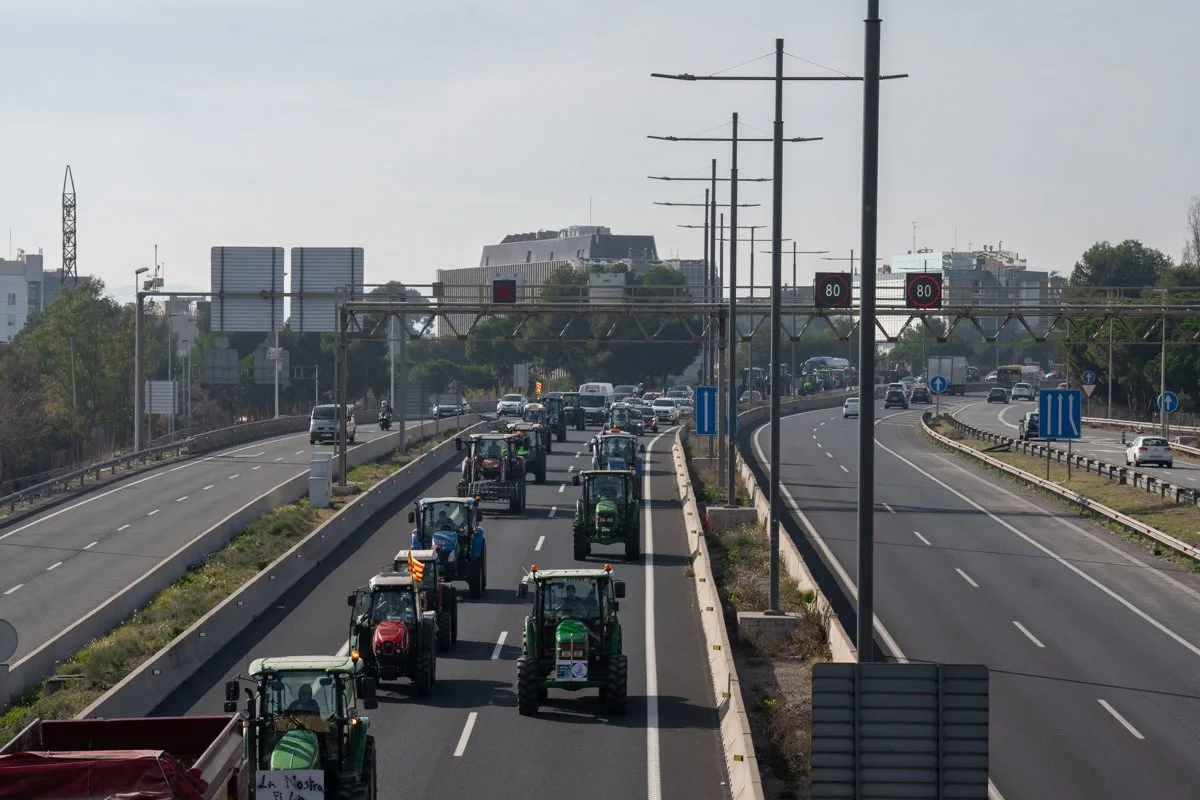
[480,439,503,460]
[557,583,585,617]
[436,509,455,530]
[288,684,321,714]
[372,589,415,624]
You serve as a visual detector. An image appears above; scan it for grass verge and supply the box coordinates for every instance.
[681,429,751,507]
[684,444,831,800]
[0,423,473,743]
[926,416,1200,566]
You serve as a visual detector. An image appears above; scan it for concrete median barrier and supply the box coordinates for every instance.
[77,419,487,718]
[1,417,480,708]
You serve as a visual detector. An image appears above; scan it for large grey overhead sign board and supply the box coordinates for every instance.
[210,246,285,333]
[290,247,365,332]
[810,662,990,799]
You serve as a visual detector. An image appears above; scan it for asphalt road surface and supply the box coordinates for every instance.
[0,420,432,663]
[953,397,1200,485]
[753,395,1200,800]
[155,424,729,799]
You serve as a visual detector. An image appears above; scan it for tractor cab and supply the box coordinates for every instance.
[514,564,627,717]
[606,404,640,435]
[522,403,548,425]
[589,433,644,488]
[223,655,378,797]
[541,394,568,443]
[407,496,487,597]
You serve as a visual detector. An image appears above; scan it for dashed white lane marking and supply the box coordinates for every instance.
[490,631,508,660]
[558,484,566,493]
[117,524,130,532]
[229,474,239,479]
[453,712,479,756]
[839,465,849,473]
[535,535,545,551]
[825,451,833,458]
[3,584,23,595]
[1098,699,1145,739]
[84,541,97,550]
[295,450,305,455]
[274,457,283,462]
[549,506,557,519]
[955,568,979,588]
[46,561,62,571]
[147,509,160,516]
[1013,620,1046,648]
[252,465,262,470]
[883,502,896,514]
[176,496,188,502]
[202,484,214,491]
[913,531,931,546]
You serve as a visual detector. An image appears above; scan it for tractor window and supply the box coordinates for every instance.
[479,439,504,459]
[523,407,545,423]
[611,408,632,426]
[371,589,415,625]
[266,670,336,717]
[544,579,601,621]
[601,438,634,461]
[425,501,467,536]
[590,475,626,501]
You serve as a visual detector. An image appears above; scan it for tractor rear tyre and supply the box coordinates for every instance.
[535,457,546,485]
[449,594,459,643]
[481,546,488,591]
[573,524,588,562]
[517,655,540,716]
[605,654,629,715]
[557,425,566,443]
[359,735,378,800]
[468,554,483,599]
[625,533,640,561]
[416,624,435,696]
[437,611,452,652]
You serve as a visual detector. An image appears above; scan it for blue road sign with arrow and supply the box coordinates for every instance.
[1039,388,1082,439]
[929,375,948,394]
[1159,391,1179,414]
[695,385,717,436]
[1082,370,1097,385]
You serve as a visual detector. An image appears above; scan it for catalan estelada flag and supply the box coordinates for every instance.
[408,551,424,583]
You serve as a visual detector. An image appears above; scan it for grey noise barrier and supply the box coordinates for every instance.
[1,416,482,711]
[79,417,487,719]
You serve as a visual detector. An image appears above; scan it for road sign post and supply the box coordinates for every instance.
[929,374,948,415]
[1039,388,1082,480]
[1158,391,1179,440]
[1081,371,1097,417]
[695,385,718,436]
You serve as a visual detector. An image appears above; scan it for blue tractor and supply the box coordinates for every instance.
[408,496,488,598]
[587,432,645,500]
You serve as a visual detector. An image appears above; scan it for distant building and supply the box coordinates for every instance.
[149,298,205,355]
[0,251,92,343]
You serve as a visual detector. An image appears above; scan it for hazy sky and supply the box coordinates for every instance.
[2,0,1197,301]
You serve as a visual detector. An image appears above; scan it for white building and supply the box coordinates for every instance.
[0,251,47,343]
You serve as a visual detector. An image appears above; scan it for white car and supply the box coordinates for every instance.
[495,394,527,416]
[1011,382,1035,401]
[843,397,860,418]
[652,397,681,423]
[676,398,695,416]
[1126,435,1173,468]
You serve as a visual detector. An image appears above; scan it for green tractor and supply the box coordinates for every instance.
[570,469,641,561]
[515,564,628,717]
[224,655,379,799]
[512,428,548,484]
[541,393,568,442]
[561,391,586,431]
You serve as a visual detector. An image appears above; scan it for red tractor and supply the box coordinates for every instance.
[455,432,528,512]
[394,547,459,651]
[347,571,439,696]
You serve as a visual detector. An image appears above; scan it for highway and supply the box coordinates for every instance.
[752,394,1200,800]
[954,397,1200,482]
[155,425,728,798]
[0,419,430,664]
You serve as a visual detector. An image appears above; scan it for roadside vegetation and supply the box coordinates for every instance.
[681,430,751,507]
[683,440,831,800]
[0,423,472,743]
[925,415,1200,565]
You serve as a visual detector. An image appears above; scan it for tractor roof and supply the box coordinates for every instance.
[598,431,638,440]
[524,403,545,411]
[580,469,634,477]
[369,573,414,589]
[473,432,518,441]
[416,496,477,507]
[248,655,361,677]
[394,548,438,564]
[529,567,614,581]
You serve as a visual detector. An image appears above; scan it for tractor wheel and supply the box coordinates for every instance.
[437,611,452,652]
[361,735,378,800]
[335,779,368,800]
[468,554,483,599]
[519,485,528,513]
[415,648,433,696]
[481,547,488,591]
[449,594,459,643]
[573,524,588,562]
[546,435,552,454]
[557,426,567,443]
[535,457,546,485]
[517,655,540,716]
[605,654,629,715]
[625,532,640,561]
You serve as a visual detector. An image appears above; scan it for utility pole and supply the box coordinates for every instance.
[133,266,149,452]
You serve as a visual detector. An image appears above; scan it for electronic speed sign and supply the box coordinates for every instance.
[905,272,943,309]
[814,272,852,309]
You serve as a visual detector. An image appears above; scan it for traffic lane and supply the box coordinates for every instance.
[769,406,1200,798]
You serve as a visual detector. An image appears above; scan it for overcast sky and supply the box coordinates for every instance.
[2,0,1196,301]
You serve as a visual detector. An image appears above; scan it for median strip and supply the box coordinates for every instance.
[0,425,468,743]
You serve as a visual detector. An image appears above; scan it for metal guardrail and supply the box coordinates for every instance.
[924,413,1200,562]
[940,414,1200,509]
[1082,415,1200,437]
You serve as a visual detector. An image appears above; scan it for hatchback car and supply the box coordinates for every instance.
[843,397,860,418]
[1126,435,1173,468]
[1011,382,1035,401]
[1018,411,1040,440]
[910,386,931,404]
[987,387,1009,404]
[883,389,909,409]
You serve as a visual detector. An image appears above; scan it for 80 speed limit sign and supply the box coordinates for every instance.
[814,272,852,309]
[904,273,943,309]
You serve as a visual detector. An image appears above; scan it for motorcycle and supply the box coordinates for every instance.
[379,410,393,431]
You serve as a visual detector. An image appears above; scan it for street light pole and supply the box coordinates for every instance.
[133,266,149,452]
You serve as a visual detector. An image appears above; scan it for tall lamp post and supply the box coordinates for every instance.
[133,266,150,452]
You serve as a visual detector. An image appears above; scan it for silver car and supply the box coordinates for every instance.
[495,394,527,416]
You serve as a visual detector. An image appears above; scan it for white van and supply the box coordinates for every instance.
[310,403,357,445]
[577,382,615,427]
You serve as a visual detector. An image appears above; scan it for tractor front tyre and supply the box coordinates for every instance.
[517,655,540,716]
[354,735,378,800]
[605,654,629,715]
[535,457,546,485]
[468,548,484,598]
[557,425,567,443]
[573,524,588,562]
[437,611,453,652]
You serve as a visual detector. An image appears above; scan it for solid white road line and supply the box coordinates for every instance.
[117,524,130,532]
[46,561,62,571]
[534,535,545,551]
[913,531,932,546]
[645,429,668,800]
[1098,699,1145,740]
[1012,620,1046,648]
[3,584,22,595]
[955,568,979,588]
[336,639,350,657]
[490,631,507,660]
[453,712,479,757]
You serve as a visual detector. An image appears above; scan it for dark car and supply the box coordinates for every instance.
[910,386,931,404]
[883,388,909,409]
[987,387,1009,404]
[1019,411,1040,440]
